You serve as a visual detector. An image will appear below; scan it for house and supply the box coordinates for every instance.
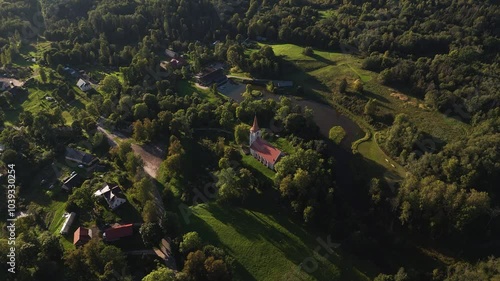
[64,67,79,77]
[169,58,186,68]
[73,227,92,247]
[165,49,178,58]
[272,80,293,88]
[65,147,98,168]
[103,224,134,242]
[249,115,284,170]
[60,212,76,235]
[197,69,228,86]
[0,81,9,91]
[76,79,92,91]
[62,173,83,192]
[94,184,127,210]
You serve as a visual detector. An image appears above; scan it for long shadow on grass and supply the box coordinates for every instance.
[183,205,257,281]
[280,60,331,101]
[309,53,337,66]
[362,89,390,103]
[203,203,360,281]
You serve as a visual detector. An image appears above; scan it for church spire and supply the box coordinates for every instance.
[250,115,260,132]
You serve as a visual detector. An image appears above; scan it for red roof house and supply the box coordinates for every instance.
[103,224,134,242]
[73,227,92,247]
[249,116,283,170]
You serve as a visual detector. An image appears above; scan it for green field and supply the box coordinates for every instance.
[249,43,470,182]
[264,43,468,144]
[183,203,377,281]
[176,80,221,102]
[241,154,275,181]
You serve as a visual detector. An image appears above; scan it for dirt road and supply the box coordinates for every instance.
[97,125,165,178]
[0,77,24,87]
[97,125,166,214]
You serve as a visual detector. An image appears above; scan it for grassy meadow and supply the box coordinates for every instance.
[260,43,468,142]
[183,203,377,281]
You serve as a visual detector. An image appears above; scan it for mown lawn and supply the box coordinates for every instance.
[270,137,294,155]
[241,154,275,181]
[264,43,468,144]
[22,176,74,250]
[182,203,376,281]
[357,138,406,177]
[176,80,220,102]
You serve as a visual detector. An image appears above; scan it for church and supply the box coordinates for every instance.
[249,115,284,170]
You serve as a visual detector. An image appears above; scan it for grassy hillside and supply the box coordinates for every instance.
[183,203,377,281]
[264,43,468,144]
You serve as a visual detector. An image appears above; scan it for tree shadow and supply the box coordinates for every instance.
[362,89,390,103]
[114,201,143,223]
[310,53,337,66]
[230,259,257,281]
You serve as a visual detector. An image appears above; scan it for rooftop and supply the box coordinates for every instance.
[65,147,97,166]
[198,68,227,85]
[63,173,84,190]
[76,78,90,87]
[250,115,260,133]
[73,227,92,245]
[104,224,133,241]
[250,138,282,165]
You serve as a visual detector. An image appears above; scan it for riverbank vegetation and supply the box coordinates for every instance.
[0,0,498,280]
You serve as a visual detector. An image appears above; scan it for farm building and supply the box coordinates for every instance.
[73,227,92,247]
[62,173,84,192]
[65,147,98,168]
[197,68,228,86]
[76,79,92,91]
[60,212,77,235]
[103,224,134,242]
[165,49,178,58]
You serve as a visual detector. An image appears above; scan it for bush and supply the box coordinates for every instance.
[250,90,263,97]
[303,47,314,56]
[329,126,346,144]
[353,79,364,93]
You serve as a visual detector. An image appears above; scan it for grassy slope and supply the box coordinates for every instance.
[256,43,469,180]
[266,43,468,144]
[241,154,275,181]
[176,80,221,102]
[183,203,376,281]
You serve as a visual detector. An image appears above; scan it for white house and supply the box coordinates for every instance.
[94,184,126,210]
[76,79,92,92]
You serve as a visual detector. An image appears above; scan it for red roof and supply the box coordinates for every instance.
[250,138,282,164]
[250,115,260,132]
[104,224,133,241]
[73,227,92,245]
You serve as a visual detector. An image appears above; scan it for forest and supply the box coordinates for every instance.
[0,0,499,280]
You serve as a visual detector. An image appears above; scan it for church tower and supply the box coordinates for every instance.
[249,115,261,146]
